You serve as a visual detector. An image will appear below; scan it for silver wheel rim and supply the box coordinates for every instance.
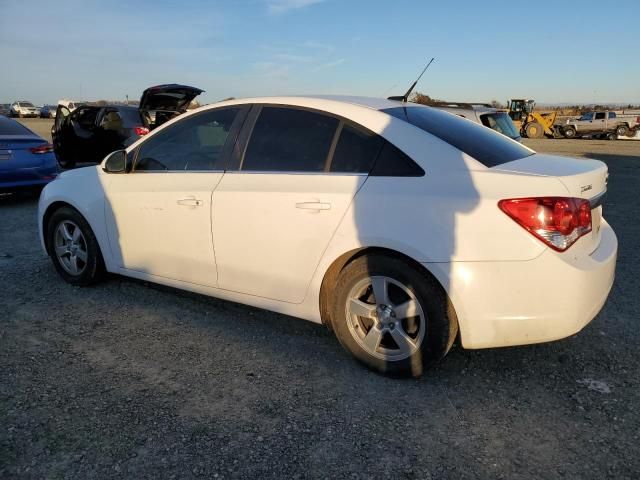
[345,276,426,361]
[54,220,88,275]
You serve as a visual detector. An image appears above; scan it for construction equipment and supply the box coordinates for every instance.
[507,99,558,139]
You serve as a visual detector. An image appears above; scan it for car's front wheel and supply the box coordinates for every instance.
[331,255,458,377]
[47,207,105,286]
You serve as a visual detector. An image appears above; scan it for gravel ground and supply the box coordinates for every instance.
[1,124,639,479]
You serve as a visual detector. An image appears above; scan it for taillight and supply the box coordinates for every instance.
[134,126,149,136]
[29,143,54,154]
[499,197,592,252]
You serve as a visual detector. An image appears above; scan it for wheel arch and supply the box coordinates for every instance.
[42,201,106,264]
[319,246,453,331]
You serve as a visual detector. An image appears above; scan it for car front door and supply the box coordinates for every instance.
[103,107,247,287]
[212,105,380,303]
[51,105,71,156]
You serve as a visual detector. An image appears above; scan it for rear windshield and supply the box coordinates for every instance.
[382,106,534,167]
[117,107,143,126]
[0,116,33,135]
[18,102,35,107]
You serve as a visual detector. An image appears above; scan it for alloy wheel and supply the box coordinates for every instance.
[53,220,88,275]
[345,276,426,361]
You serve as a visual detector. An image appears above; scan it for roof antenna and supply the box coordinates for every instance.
[388,57,435,103]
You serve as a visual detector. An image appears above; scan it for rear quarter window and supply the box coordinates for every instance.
[382,106,534,168]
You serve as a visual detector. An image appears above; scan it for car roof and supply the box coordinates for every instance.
[213,95,409,112]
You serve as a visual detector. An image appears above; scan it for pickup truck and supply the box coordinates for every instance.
[562,111,640,139]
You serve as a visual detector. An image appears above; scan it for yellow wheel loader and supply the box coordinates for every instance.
[507,99,558,139]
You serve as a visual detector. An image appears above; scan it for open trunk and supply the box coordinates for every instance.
[139,84,204,129]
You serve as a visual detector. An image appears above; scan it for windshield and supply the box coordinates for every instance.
[19,102,35,107]
[480,112,520,140]
[382,106,534,168]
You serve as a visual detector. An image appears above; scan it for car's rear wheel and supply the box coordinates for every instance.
[47,207,105,286]
[616,125,628,136]
[331,255,457,377]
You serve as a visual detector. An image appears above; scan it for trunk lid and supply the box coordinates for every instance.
[494,153,608,254]
[139,84,204,128]
[0,135,50,169]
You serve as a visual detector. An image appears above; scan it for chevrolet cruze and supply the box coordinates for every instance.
[38,96,617,376]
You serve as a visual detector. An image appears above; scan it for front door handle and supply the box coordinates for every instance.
[177,197,202,207]
[295,201,331,211]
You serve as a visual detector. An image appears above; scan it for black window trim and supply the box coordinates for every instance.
[231,103,422,177]
[129,105,250,173]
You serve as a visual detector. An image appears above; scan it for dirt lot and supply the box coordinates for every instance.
[1,120,640,479]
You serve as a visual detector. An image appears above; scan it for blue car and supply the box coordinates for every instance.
[0,115,58,193]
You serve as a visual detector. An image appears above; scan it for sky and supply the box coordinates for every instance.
[1,0,638,106]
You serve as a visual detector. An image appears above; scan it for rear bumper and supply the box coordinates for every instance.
[427,219,617,349]
[0,165,59,191]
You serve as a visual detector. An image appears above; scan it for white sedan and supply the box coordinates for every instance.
[38,96,617,376]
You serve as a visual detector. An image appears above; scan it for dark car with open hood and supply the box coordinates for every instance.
[52,84,203,168]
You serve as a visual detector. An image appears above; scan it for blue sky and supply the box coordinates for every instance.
[1,0,638,105]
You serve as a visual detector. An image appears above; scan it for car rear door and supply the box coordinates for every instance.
[594,112,606,131]
[103,106,247,287]
[211,105,380,303]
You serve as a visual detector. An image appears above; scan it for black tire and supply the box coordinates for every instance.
[56,153,76,169]
[331,255,458,377]
[563,126,577,138]
[525,122,544,139]
[616,125,628,136]
[606,132,617,141]
[47,207,105,286]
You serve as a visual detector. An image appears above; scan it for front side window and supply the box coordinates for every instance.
[135,108,240,171]
[242,107,338,172]
[579,112,594,121]
[73,107,100,129]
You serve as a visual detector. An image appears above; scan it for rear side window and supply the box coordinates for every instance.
[242,107,338,172]
[382,106,533,168]
[608,112,616,119]
[0,116,32,135]
[479,112,520,140]
[330,123,383,173]
[135,108,240,171]
[595,112,605,120]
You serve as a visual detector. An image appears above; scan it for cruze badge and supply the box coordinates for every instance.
[581,184,593,194]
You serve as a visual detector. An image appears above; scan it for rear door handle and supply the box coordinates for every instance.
[177,197,202,207]
[295,201,331,211]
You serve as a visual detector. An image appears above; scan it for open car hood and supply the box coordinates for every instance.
[139,84,204,113]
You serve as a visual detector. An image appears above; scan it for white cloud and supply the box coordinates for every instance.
[312,58,345,72]
[274,53,313,63]
[266,0,326,14]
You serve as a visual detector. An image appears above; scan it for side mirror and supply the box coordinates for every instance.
[102,150,129,173]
